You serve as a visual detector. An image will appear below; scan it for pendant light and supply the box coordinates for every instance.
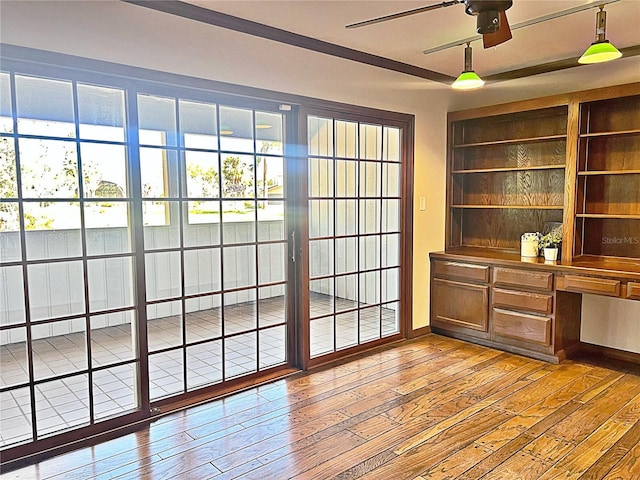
[219,124,234,135]
[578,5,622,64]
[452,43,485,90]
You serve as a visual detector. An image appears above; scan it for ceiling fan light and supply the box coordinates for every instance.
[578,41,622,64]
[452,71,485,90]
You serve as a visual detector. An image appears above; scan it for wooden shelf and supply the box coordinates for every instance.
[446,87,639,261]
[570,255,640,274]
[580,129,640,138]
[452,205,563,210]
[438,86,640,364]
[453,134,567,149]
[578,170,640,176]
[576,213,640,219]
[453,165,565,174]
[574,93,640,262]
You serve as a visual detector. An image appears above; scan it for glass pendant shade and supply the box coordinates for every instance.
[452,43,484,90]
[579,7,622,65]
[579,41,622,64]
[452,71,485,90]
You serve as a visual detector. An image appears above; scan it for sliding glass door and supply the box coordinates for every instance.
[0,73,140,447]
[305,113,405,364]
[0,72,292,453]
[136,92,290,402]
[0,60,411,463]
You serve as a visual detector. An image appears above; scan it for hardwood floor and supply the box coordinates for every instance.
[2,334,640,479]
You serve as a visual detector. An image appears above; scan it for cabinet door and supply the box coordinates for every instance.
[432,278,489,333]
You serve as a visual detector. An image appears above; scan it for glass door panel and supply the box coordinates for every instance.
[1,74,139,449]
[138,95,289,401]
[307,115,403,360]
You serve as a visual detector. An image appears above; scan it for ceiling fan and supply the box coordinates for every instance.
[346,0,514,49]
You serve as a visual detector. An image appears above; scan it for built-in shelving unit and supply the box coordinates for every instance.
[433,84,640,364]
[448,105,568,252]
[574,94,640,262]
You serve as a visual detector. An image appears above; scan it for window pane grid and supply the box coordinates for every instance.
[308,115,402,359]
[2,72,139,445]
[1,63,407,456]
[137,94,287,401]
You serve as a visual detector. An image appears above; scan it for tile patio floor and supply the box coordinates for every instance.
[0,294,398,448]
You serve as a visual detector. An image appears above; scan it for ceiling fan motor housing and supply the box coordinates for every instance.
[464,0,513,34]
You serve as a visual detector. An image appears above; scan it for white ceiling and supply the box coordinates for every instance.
[184,0,640,81]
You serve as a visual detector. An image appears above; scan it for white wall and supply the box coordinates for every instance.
[1,0,638,349]
[581,295,640,354]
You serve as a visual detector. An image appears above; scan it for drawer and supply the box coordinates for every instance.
[433,260,489,283]
[493,267,553,291]
[493,308,552,346]
[627,282,640,300]
[558,275,621,297]
[493,288,553,315]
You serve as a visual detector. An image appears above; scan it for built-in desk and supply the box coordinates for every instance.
[430,249,640,363]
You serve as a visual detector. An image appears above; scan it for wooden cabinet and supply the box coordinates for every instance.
[431,253,589,363]
[432,278,489,334]
[445,83,640,268]
[431,260,490,338]
[432,83,640,363]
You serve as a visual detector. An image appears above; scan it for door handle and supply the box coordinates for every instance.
[290,230,296,263]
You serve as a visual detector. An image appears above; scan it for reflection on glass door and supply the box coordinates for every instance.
[307,115,402,359]
[137,95,288,401]
[0,73,138,448]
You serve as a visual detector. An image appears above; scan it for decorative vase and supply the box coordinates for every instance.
[544,247,558,261]
[521,233,538,257]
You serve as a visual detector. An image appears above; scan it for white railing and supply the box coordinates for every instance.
[0,220,285,343]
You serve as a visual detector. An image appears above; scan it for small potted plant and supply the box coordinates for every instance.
[539,226,562,261]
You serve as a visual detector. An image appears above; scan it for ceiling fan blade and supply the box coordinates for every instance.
[346,0,461,29]
[483,11,512,48]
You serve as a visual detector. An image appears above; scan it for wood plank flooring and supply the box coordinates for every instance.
[2,334,640,480]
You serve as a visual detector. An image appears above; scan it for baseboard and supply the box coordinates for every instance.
[579,342,640,365]
[408,325,432,338]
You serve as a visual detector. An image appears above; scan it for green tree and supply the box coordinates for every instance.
[222,155,253,198]
[257,141,276,207]
[0,134,103,230]
[0,136,19,230]
[187,163,219,198]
